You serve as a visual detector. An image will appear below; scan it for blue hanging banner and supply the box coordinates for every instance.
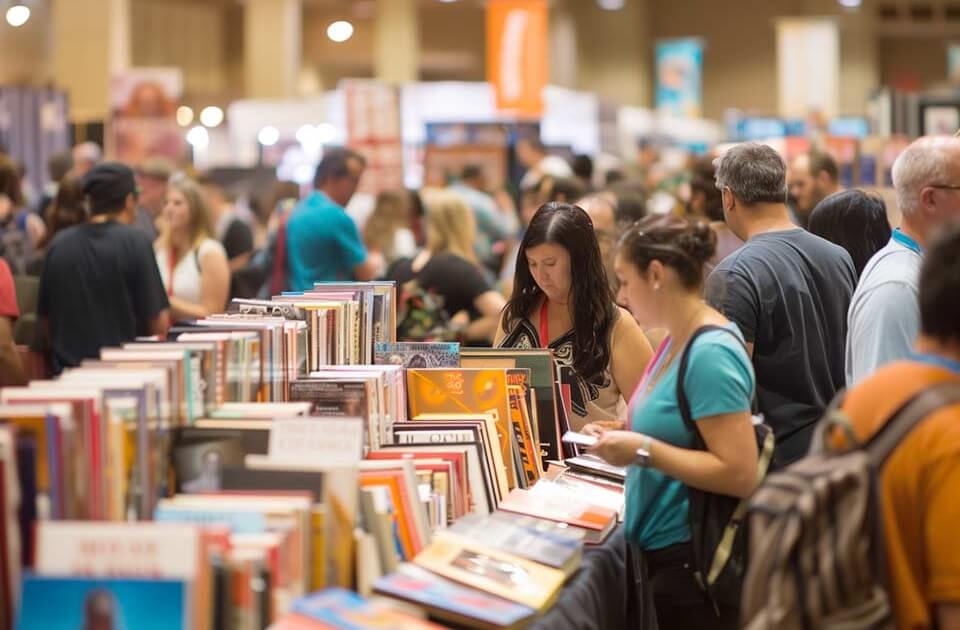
[655,38,704,119]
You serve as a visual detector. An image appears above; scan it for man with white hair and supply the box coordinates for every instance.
[846,135,960,385]
[71,142,103,179]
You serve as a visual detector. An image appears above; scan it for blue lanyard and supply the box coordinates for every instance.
[909,352,960,375]
[892,229,923,255]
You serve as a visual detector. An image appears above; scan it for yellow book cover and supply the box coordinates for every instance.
[407,369,515,489]
[310,506,327,591]
[413,532,565,611]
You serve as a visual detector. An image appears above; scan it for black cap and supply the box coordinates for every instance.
[82,162,138,215]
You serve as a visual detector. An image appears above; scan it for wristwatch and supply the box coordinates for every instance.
[633,435,653,468]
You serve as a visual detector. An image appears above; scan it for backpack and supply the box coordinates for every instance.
[740,381,960,630]
[676,325,776,612]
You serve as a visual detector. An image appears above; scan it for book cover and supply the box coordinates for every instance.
[17,574,188,630]
[374,563,537,630]
[289,379,370,421]
[460,349,560,463]
[34,522,203,578]
[406,369,514,490]
[448,513,582,575]
[374,343,460,369]
[498,488,617,533]
[292,587,447,630]
[413,533,565,611]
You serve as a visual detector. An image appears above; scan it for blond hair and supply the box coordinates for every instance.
[423,188,477,263]
[363,190,410,260]
[159,176,215,250]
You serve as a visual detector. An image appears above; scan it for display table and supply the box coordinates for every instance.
[530,527,654,630]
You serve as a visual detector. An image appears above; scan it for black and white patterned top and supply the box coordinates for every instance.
[497,317,626,429]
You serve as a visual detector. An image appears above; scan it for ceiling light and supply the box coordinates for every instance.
[6,4,30,27]
[327,20,354,43]
[186,126,209,150]
[176,106,194,127]
[597,0,625,9]
[258,126,280,147]
[199,106,224,128]
[316,123,337,144]
[296,124,320,147]
[838,0,862,6]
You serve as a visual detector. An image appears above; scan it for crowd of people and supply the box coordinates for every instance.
[0,131,957,628]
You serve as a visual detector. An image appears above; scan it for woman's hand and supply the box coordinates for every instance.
[587,431,644,468]
[581,420,625,437]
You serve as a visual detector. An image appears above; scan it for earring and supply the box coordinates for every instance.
[653,283,661,291]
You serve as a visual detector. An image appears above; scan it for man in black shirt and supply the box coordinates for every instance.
[705,143,856,466]
[37,162,170,374]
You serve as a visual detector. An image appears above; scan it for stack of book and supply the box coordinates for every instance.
[0,281,634,630]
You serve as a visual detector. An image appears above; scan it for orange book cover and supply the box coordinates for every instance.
[359,472,417,560]
[406,369,515,489]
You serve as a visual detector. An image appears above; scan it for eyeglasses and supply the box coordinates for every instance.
[927,184,960,191]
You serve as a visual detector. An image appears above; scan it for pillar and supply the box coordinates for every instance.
[549,0,578,89]
[51,0,130,122]
[838,16,879,116]
[375,0,419,83]
[244,0,302,98]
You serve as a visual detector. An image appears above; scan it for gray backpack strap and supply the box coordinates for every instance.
[865,382,960,467]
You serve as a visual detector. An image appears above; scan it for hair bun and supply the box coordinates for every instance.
[677,220,718,265]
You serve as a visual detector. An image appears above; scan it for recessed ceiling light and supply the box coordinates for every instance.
[327,20,354,43]
[597,0,625,9]
[6,4,30,27]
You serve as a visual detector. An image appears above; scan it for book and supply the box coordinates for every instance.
[460,349,561,463]
[413,532,565,611]
[498,486,617,538]
[291,587,447,630]
[406,369,516,490]
[374,563,537,630]
[17,574,188,630]
[374,342,460,369]
[563,455,627,482]
[448,512,583,576]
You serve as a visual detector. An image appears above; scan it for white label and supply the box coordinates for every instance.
[267,417,364,467]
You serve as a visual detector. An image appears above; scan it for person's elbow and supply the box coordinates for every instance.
[353,255,382,282]
[727,457,760,498]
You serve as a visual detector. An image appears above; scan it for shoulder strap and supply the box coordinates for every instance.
[865,382,960,467]
[676,325,751,433]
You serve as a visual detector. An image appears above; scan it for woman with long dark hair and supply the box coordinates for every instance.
[495,202,653,429]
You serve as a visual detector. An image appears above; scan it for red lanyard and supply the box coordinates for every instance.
[167,246,177,297]
[539,300,549,348]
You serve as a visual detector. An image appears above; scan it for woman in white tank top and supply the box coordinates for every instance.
[154,177,230,321]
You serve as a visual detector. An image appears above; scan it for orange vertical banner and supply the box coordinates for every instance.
[486,0,548,117]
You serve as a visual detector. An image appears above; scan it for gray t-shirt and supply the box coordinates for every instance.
[845,237,922,386]
[705,228,857,466]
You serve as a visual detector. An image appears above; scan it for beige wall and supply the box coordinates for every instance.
[652,0,795,119]
[879,36,949,90]
[570,0,652,107]
[131,0,229,98]
[0,2,51,86]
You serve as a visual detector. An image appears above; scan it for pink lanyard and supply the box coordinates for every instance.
[626,336,672,425]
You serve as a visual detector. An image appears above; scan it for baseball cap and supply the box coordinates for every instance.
[82,162,138,215]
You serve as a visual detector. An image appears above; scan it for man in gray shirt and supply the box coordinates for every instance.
[706,143,856,466]
[846,136,960,385]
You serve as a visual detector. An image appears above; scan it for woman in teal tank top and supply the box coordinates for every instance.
[585,215,759,629]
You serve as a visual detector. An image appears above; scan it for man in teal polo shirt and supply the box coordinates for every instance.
[286,148,380,290]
